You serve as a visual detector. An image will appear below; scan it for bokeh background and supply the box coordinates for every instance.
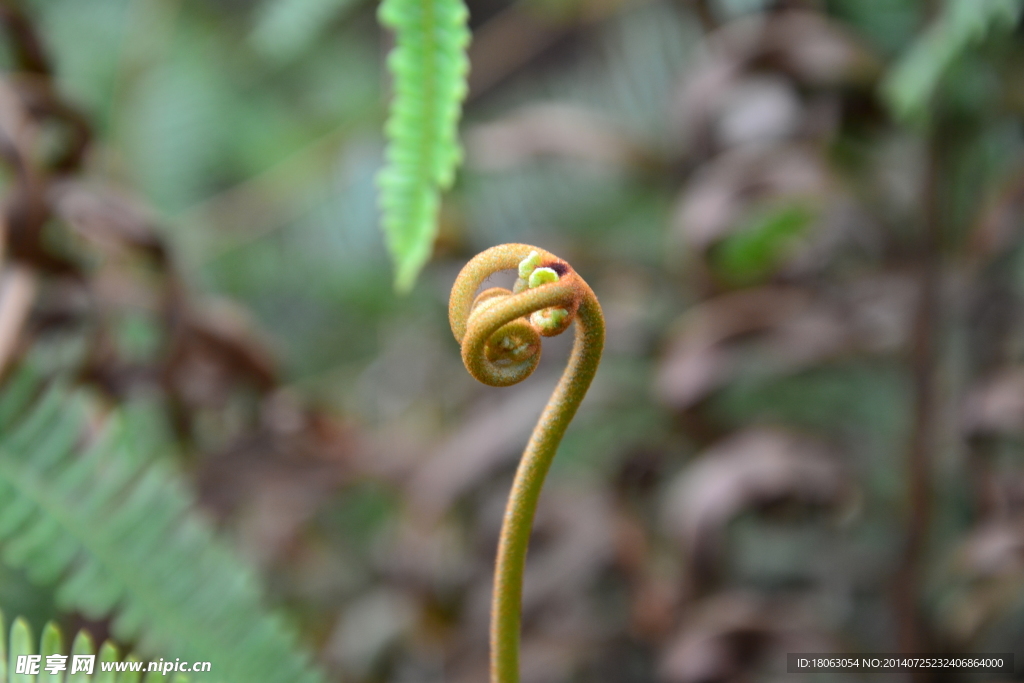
[2,0,1024,680]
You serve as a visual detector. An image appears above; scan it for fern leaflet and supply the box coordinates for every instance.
[377,0,470,291]
[0,372,325,683]
[881,0,1023,123]
[1,610,202,683]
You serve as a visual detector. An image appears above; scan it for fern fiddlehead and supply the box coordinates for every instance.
[449,244,605,683]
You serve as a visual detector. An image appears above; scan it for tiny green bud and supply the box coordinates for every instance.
[518,251,542,279]
[531,307,570,335]
[528,267,558,288]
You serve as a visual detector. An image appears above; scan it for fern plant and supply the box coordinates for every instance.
[376,0,470,290]
[0,369,325,683]
[0,610,197,683]
[449,245,605,683]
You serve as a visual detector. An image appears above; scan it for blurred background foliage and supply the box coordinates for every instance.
[2,0,1024,680]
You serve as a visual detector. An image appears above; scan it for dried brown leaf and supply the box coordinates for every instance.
[0,264,35,377]
[956,520,1024,578]
[49,181,164,257]
[759,12,880,87]
[0,77,37,164]
[963,367,1024,435]
[658,591,833,683]
[671,145,830,250]
[656,275,916,409]
[655,287,811,409]
[940,520,1024,642]
[662,428,850,575]
[168,298,280,407]
[671,11,877,151]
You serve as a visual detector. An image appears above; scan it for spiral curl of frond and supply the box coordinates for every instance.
[449,244,605,683]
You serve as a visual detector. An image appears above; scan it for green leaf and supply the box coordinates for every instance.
[65,630,95,683]
[0,609,6,683]
[0,616,198,683]
[96,641,119,683]
[711,203,813,285]
[9,619,32,683]
[119,657,144,683]
[37,622,63,683]
[377,0,471,291]
[0,379,326,683]
[881,0,1024,123]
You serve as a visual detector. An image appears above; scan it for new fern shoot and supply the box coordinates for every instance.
[450,244,604,683]
[376,3,605,678]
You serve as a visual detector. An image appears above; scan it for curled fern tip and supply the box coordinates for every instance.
[449,243,604,683]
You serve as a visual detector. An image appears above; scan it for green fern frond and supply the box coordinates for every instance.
[881,0,1023,124]
[377,0,470,291]
[0,609,196,682]
[0,371,326,683]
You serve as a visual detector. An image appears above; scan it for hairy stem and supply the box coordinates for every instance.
[449,244,604,683]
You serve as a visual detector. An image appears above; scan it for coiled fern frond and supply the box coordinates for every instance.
[0,610,200,682]
[449,245,605,683]
[377,0,470,291]
[0,370,325,683]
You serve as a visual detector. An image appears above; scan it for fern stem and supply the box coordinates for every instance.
[449,244,604,683]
